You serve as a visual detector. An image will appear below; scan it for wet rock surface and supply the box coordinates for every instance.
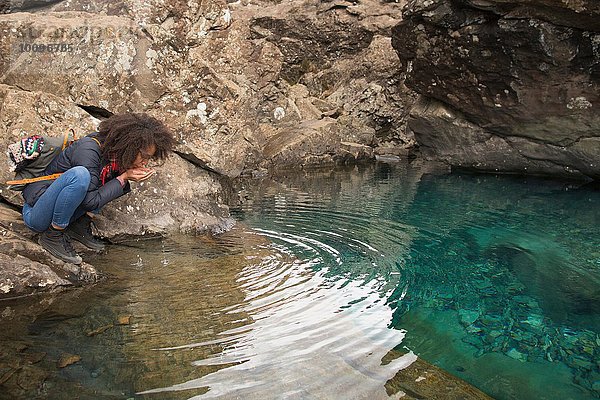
[392,0,600,180]
[384,352,493,399]
[0,286,114,399]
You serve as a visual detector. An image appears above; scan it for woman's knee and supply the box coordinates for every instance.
[69,166,91,188]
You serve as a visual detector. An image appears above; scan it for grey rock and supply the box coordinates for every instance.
[92,153,234,240]
[1,0,418,181]
[392,0,600,180]
[249,11,374,85]
[458,309,479,326]
[0,85,232,237]
[506,348,527,362]
[0,84,97,206]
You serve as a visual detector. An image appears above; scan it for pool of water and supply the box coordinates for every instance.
[0,161,598,399]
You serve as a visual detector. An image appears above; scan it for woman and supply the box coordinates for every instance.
[22,113,175,264]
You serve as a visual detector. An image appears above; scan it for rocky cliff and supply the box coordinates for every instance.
[392,0,600,180]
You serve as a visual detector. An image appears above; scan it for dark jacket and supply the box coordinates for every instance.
[22,133,131,209]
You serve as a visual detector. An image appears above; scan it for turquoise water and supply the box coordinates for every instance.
[0,161,598,399]
[233,162,600,399]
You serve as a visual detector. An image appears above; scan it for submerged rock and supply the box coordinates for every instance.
[384,352,494,399]
[458,309,479,326]
[57,353,81,369]
[506,348,527,362]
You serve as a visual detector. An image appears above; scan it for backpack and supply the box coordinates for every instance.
[6,130,76,191]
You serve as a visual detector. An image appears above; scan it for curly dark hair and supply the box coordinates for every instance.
[97,113,175,169]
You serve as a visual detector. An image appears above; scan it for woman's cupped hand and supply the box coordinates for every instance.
[119,167,156,182]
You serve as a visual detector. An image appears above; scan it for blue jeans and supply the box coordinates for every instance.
[22,166,91,232]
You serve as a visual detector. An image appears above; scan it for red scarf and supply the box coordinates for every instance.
[100,159,120,185]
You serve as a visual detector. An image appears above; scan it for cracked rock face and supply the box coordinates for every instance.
[0,12,157,111]
[0,84,98,205]
[392,0,600,180]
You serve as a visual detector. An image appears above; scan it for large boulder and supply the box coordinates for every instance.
[93,154,235,239]
[392,0,600,180]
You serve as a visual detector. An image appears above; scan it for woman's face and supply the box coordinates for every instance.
[132,143,157,168]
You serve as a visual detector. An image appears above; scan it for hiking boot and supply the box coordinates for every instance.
[65,214,106,251]
[39,226,82,265]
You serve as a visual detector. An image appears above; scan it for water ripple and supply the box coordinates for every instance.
[139,226,414,399]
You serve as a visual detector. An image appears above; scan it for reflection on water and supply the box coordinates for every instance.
[0,161,598,400]
[141,234,416,399]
